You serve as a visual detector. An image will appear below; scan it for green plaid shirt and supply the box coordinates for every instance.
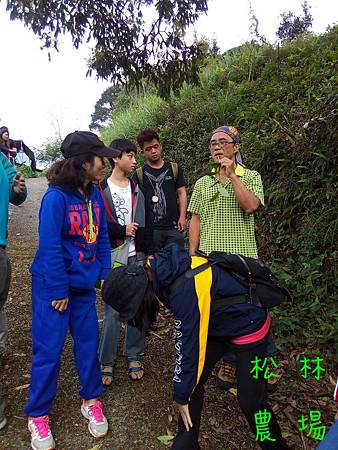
[188,165,264,258]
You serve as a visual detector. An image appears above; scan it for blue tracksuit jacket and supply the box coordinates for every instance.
[30,185,111,296]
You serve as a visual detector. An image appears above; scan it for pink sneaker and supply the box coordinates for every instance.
[28,415,55,450]
[81,399,108,438]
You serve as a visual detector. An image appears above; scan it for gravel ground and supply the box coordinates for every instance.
[0,177,332,450]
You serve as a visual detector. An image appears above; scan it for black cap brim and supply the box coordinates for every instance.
[95,146,121,158]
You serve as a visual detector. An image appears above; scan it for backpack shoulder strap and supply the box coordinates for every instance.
[171,162,178,182]
[136,167,143,185]
[170,261,213,292]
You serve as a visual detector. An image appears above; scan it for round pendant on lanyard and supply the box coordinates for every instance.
[152,195,159,203]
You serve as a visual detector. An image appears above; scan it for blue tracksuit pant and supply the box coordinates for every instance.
[24,276,103,417]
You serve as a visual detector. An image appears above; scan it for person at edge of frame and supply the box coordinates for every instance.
[0,152,27,430]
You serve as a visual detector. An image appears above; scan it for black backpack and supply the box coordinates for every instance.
[172,251,293,309]
[209,252,293,308]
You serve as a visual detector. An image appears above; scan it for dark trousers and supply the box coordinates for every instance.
[153,228,184,252]
[0,248,11,422]
[223,329,277,362]
[0,248,11,354]
[172,335,290,450]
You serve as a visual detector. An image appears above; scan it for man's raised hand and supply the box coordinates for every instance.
[219,157,236,178]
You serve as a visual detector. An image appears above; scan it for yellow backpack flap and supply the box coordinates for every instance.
[190,256,213,386]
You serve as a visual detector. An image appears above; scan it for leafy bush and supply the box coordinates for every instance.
[100,95,166,145]
[15,164,40,178]
[102,27,338,352]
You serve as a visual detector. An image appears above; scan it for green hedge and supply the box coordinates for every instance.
[102,27,338,351]
[15,164,40,178]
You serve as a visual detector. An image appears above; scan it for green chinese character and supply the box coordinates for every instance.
[299,356,312,379]
[250,356,265,379]
[250,356,279,379]
[297,415,308,431]
[254,409,276,442]
[307,411,326,441]
[265,357,279,379]
[298,411,326,441]
[311,357,325,381]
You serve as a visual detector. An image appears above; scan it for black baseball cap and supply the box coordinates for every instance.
[61,131,121,159]
[0,126,9,136]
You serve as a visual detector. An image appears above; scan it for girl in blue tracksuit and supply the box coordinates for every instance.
[24,131,120,450]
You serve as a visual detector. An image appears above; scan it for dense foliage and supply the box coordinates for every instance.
[101,27,338,352]
[90,86,120,131]
[7,0,208,97]
[15,164,40,178]
[36,137,62,166]
[276,0,313,42]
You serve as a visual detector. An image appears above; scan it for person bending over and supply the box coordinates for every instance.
[102,243,291,450]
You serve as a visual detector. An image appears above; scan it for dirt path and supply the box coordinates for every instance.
[0,177,333,450]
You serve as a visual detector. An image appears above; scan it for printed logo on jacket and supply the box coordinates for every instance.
[68,202,101,245]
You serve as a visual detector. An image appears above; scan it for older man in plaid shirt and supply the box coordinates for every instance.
[188,125,277,390]
[188,125,263,256]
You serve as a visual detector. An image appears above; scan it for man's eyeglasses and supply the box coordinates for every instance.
[210,139,236,148]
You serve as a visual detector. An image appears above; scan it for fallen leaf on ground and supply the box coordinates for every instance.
[150,330,164,340]
[87,445,103,450]
[228,387,237,396]
[272,403,282,414]
[283,406,302,431]
[329,376,336,386]
[157,434,174,443]
[156,325,172,336]
[15,383,30,390]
